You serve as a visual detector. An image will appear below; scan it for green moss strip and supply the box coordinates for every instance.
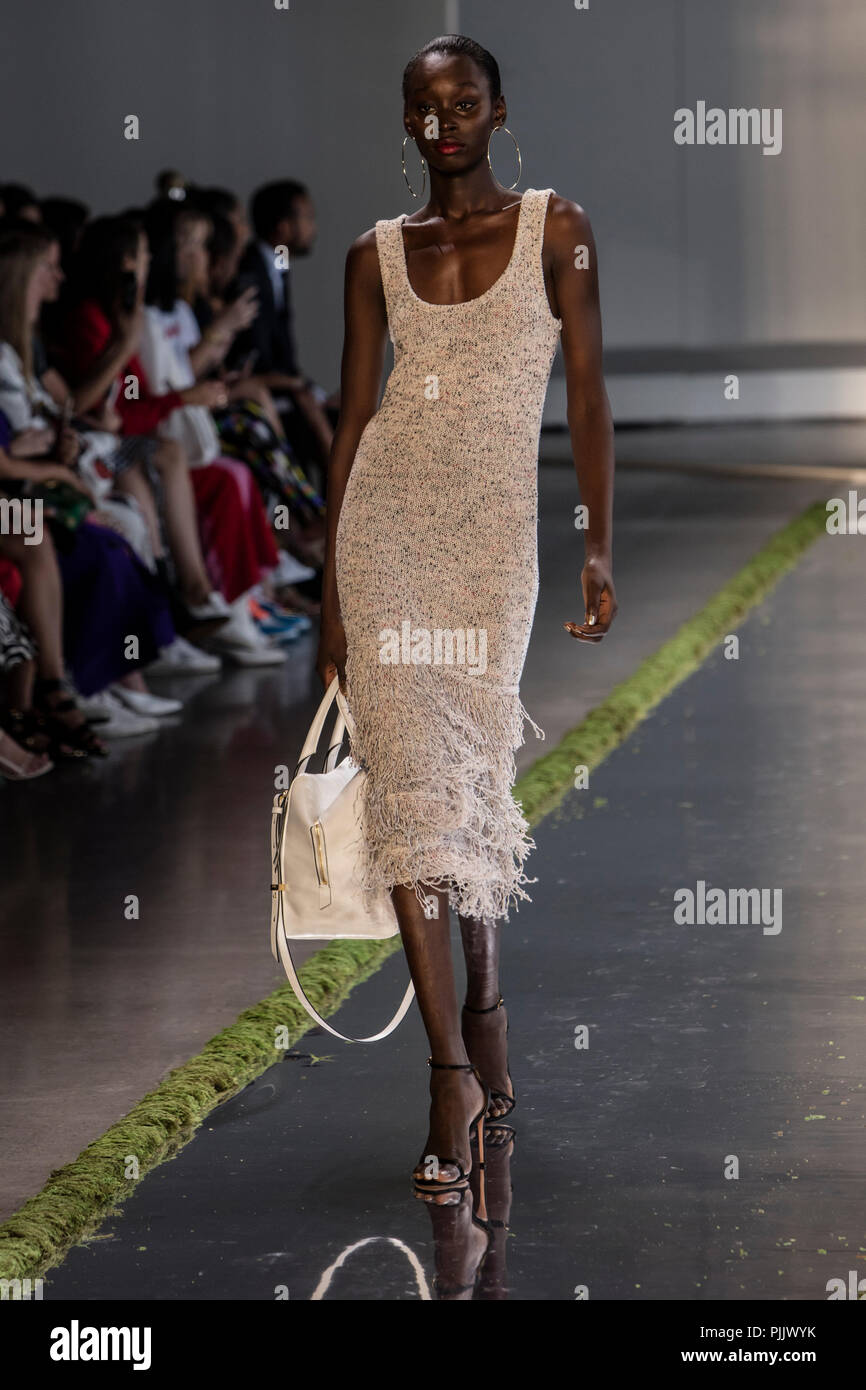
[0,499,827,1282]
[0,939,402,1282]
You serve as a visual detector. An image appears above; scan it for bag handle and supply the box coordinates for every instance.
[295,677,356,777]
[273,904,415,1044]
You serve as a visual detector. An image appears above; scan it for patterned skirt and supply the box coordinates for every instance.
[0,589,36,671]
[213,398,325,524]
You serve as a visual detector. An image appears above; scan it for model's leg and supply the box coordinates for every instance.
[458,911,514,1120]
[391,881,486,1184]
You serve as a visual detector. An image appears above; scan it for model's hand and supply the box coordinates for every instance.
[316,615,348,693]
[565,556,617,641]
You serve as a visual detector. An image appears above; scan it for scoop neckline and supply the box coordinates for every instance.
[396,190,532,310]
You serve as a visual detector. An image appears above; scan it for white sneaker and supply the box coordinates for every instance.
[201,595,286,666]
[219,641,286,667]
[185,590,232,621]
[112,685,183,718]
[78,690,159,737]
[76,690,113,723]
[147,636,222,675]
[270,549,316,585]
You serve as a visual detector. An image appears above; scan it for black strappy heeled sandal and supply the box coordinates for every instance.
[412,1059,489,1194]
[462,996,516,1124]
[33,678,108,760]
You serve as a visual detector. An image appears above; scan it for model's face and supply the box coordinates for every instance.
[176,216,210,290]
[403,54,505,176]
[27,240,63,318]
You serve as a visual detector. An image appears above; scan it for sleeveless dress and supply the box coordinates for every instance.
[335,187,562,924]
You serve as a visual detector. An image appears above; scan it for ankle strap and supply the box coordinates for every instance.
[462,996,504,1014]
[427,1057,475,1070]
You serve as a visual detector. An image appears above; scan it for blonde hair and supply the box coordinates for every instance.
[0,225,58,384]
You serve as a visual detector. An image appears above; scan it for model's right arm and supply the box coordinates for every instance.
[316,228,388,690]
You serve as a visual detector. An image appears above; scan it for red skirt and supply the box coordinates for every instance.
[190,457,279,602]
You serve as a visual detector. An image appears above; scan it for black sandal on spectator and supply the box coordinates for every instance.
[0,707,53,758]
[33,678,108,759]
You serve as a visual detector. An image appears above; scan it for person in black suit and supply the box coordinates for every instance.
[230,181,336,489]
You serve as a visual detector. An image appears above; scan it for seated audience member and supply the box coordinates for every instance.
[0,183,42,224]
[0,564,52,778]
[229,180,337,486]
[0,422,178,748]
[87,204,288,663]
[54,217,233,646]
[0,230,198,727]
[40,196,89,267]
[176,199,325,571]
[192,186,250,259]
[154,168,189,203]
[137,201,311,653]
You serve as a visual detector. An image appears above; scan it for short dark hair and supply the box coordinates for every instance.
[249,180,308,242]
[402,34,502,103]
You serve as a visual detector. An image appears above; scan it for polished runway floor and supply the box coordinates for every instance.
[2,425,864,1298]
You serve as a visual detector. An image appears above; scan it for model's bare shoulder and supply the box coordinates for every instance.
[544,194,594,253]
[344,226,385,300]
[345,225,379,270]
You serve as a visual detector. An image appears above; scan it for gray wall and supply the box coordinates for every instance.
[1,0,862,390]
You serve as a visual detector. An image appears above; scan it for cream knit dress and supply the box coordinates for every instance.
[335,187,562,924]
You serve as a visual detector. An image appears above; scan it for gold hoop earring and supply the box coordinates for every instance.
[487,125,522,191]
[401,134,427,199]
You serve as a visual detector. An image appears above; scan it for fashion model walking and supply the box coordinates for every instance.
[317,34,617,1194]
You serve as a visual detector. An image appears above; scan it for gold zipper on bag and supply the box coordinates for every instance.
[312,820,328,887]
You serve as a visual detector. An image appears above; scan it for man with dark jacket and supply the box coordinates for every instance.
[230,180,336,487]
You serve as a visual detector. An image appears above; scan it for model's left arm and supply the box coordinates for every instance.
[546,196,617,640]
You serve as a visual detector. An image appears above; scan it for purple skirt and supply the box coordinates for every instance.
[56,520,175,696]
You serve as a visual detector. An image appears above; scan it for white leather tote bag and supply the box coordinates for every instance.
[270,676,415,1042]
